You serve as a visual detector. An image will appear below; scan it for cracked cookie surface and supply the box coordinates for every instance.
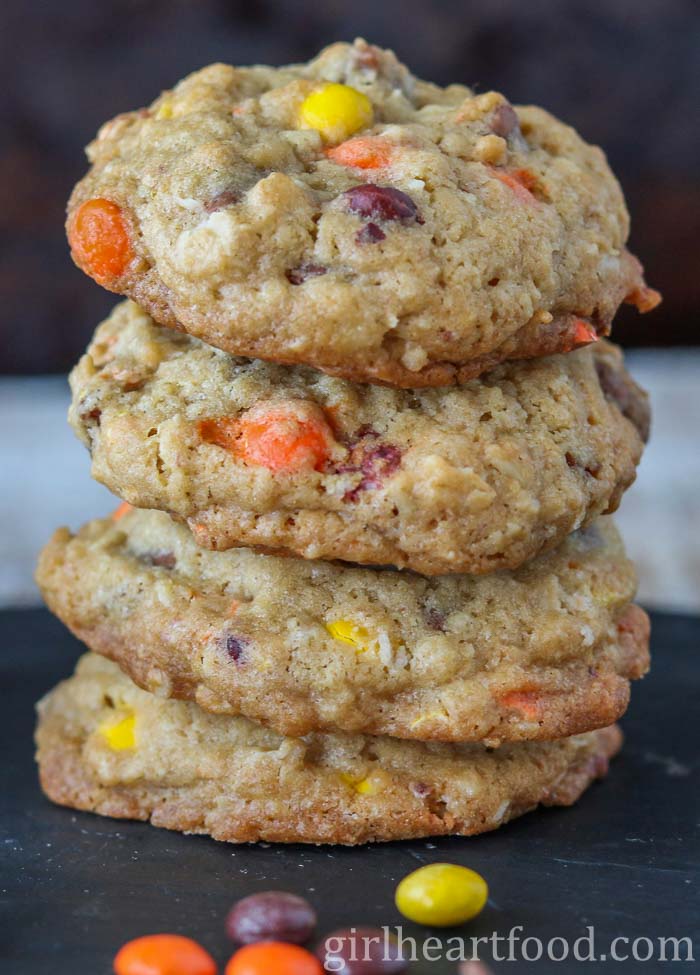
[36,508,649,743]
[69,301,648,575]
[67,40,658,387]
[36,654,623,845]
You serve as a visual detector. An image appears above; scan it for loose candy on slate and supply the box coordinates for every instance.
[226,891,317,945]
[226,941,323,975]
[395,863,489,927]
[113,934,217,975]
[317,927,408,975]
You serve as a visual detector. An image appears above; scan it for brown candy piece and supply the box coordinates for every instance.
[226,891,316,945]
[317,928,407,975]
[343,184,422,224]
[222,634,247,664]
[140,551,176,569]
[356,222,386,244]
[204,189,241,212]
[286,264,328,285]
[491,102,520,137]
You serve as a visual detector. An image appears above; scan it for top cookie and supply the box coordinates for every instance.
[67,39,659,387]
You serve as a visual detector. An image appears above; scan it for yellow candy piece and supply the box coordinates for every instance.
[298,83,373,143]
[395,863,488,927]
[325,619,372,653]
[99,712,136,750]
[339,772,380,795]
[155,101,173,120]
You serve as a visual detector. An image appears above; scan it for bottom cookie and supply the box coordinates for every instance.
[36,655,622,846]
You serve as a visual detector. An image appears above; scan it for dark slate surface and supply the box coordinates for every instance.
[1,608,698,973]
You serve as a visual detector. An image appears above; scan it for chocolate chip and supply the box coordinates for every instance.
[565,452,600,478]
[318,927,408,975]
[80,406,101,425]
[226,891,316,945]
[141,551,176,569]
[343,184,422,224]
[286,263,328,285]
[595,358,651,442]
[353,46,381,72]
[410,781,433,799]
[356,222,386,244]
[344,443,402,501]
[337,432,402,501]
[204,189,241,213]
[425,608,446,632]
[361,444,402,483]
[491,102,519,137]
[224,634,247,663]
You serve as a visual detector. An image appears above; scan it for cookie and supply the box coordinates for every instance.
[36,654,622,845]
[66,40,659,387]
[69,301,648,576]
[36,508,649,743]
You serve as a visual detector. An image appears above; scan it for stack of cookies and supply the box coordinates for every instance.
[35,40,658,845]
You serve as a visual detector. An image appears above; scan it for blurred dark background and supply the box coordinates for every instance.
[1,0,698,374]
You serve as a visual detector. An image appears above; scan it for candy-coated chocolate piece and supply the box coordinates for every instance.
[112,501,134,521]
[225,891,316,945]
[199,403,333,474]
[489,167,538,203]
[572,319,599,346]
[326,137,393,169]
[299,83,373,143]
[99,712,136,750]
[113,934,216,975]
[343,185,420,223]
[338,773,381,796]
[68,198,133,284]
[226,941,323,975]
[317,927,407,974]
[395,863,488,927]
[324,620,372,652]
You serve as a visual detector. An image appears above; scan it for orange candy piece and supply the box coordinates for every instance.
[69,198,134,284]
[198,402,333,474]
[114,934,216,975]
[112,501,134,521]
[626,282,662,313]
[326,136,393,169]
[489,167,538,203]
[498,689,542,720]
[225,942,322,975]
[571,318,599,347]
